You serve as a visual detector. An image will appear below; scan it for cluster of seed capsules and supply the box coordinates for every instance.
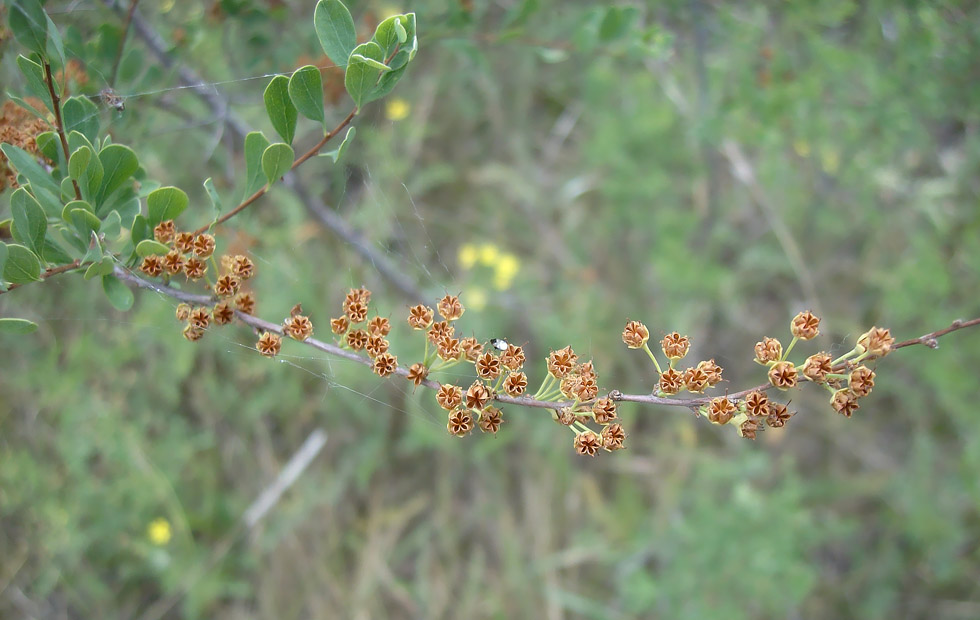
[141,220,257,341]
[622,311,895,439]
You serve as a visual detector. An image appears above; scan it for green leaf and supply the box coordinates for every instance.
[62,96,100,144]
[14,55,53,113]
[372,15,404,58]
[100,209,122,239]
[84,257,113,280]
[344,42,386,108]
[320,126,355,163]
[10,187,47,257]
[0,143,60,200]
[8,0,49,56]
[599,6,638,42]
[131,214,152,246]
[69,207,101,238]
[68,145,92,180]
[135,239,171,257]
[369,60,409,101]
[97,143,139,203]
[146,186,189,225]
[261,143,294,185]
[0,318,39,335]
[6,93,49,121]
[44,12,66,68]
[102,274,134,311]
[288,65,325,125]
[3,243,41,284]
[243,131,271,196]
[394,20,408,44]
[0,243,7,290]
[203,177,222,221]
[61,199,93,221]
[263,75,297,144]
[41,236,74,264]
[35,131,59,161]
[314,0,356,67]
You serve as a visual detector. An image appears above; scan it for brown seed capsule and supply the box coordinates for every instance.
[346,329,368,350]
[766,402,793,428]
[661,332,690,359]
[744,390,770,417]
[475,352,502,381]
[739,419,760,440]
[500,344,526,370]
[235,291,256,315]
[162,250,184,274]
[830,389,859,417]
[555,407,577,426]
[659,368,684,395]
[284,314,314,341]
[791,310,821,340]
[683,366,710,394]
[547,346,578,379]
[214,274,241,298]
[802,352,833,382]
[436,384,463,410]
[183,257,207,280]
[697,359,724,386]
[346,301,368,324]
[175,303,191,321]
[212,301,234,325]
[330,316,349,334]
[256,332,281,357]
[754,337,783,364]
[289,303,303,317]
[407,304,434,330]
[405,362,428,387]
[465,380,492,410]
[577,361,597,383]
[153,220,176,244]
[574,431,602,457]
[707,397,737,425]
[459,337,483,362]
[182,324,204,342]
[478,406,503,434]
[189,307,211,329]
[768,361,798,389]
[448,408,474,436]
[367,316,391,337]
[427,320,454,344]
[502,372,528,396]
[848,365,875,398]
[857,326,894,358]
[372,352,398,377]
[592,398,618,424]
[622,320,650,349]
[574,376,599,401]
[437,294,465,321]
[559,376,580,400]
[365,335,389,358]
[192,234,216,258]
[436,335,461,361]
[231,255,254,279]
[174,231,195,253]
[600,423,627,450]
[140,255,164,277]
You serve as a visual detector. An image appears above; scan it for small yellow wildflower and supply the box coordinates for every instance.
[458,243,478,269]
[147,517,172,546]
[493,253,520,290]
[466,287,488,311]
[793,140,810,157]
[820,148,840,174]
[385,98,410,122]
[478,243,500,265]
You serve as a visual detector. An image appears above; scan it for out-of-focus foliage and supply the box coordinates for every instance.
[2,0,979,618]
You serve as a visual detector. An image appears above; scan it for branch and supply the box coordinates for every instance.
[43,62,82,201]
[0,260,83,295]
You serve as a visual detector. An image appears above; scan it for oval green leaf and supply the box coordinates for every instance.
[8,0,49,56]
[263,75,297,144]
[68,145,92,180]
[62,96,100,144]
[102,274,134,311]
[244,131,271,196]
[0,318,39,335]
[135,239,171,257]
[261,143,294,185]
[0,143,60,200]
[15,54,53,114]
[97,144,139,203]
[344,42,386,108]
[69,208,101,238]
[314,0,356,67]
[288,65,325,125]
[3,243,41,284]
[10,187,47,257]
[146,186,189,225]
[320,126,356,163]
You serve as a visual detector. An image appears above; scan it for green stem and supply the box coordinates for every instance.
[831,346,860,366]
[782,336,799,361]
[642,343,664,375]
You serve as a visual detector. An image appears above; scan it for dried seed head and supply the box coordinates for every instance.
[212,301,234,325]
[574,376,599,401]
[183,256,207,280]
[447,408,474,436]
[465,380,492,410]
[256,332,281,357]
[683,366,710,394]
[768,361,799,389]
[848,365,875,398]
[547,346,578,379]
[475,352,502,381]
[367,316,391,337]
[427,320,454,344]
[857,326,894,358]
[791,311,821,340]
[235,291,256,314]
[189,307,211,329]
[174,231,195,253]
[555,407,576,426]
[162,250,184,274]
[500,344,526,370]
[436,335,461,361]
[658,368,684,395]
[153,220,176,244]
[214,274,241,298]
[289,303,303,317]
[459,337,483,362]
[436,384,463,410]
[502,371,528,396]
[601,423,627,451]
[372,352,398,377]
[744,390,770,417]
[622,320,650,349]
[330,316,350,334]
[754,337,783,364]
[478,406,503,434]
[802,352,833,383]
[574,431,602,457]
[346,329,368,350]
[365,335,389,358]
[661,332,690,359]
[231,255,254,279]
[182,324,204,342]
[192,234,216,258]
[140,255,164,277]
[830,389,860,417]
[592,398,618,424]
[697,359,724,386]
[577,361,597,383]
[559,376,579,399]
[284,314,314,341]
[406,362,429,387]
[175,303,191,321]
[766,402,793,428]
[350,287,371,305]
[437,294,465,321]
[407,304,434,330]
[707,397,737,425]
[346,301,368,324]
[739,418,760,439]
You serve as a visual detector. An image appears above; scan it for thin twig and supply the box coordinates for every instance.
[108,0,139,87]
[43,62,82,201]
[0,260,83,295]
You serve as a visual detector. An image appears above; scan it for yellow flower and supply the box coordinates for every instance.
[493,253,520,290]
[458,243,478,269]
[385,98,410,122]
[820,148,840,174]
[792,140,810,157]
[466,287,488,311]
[147,517,172,546]
[478,243,500,265]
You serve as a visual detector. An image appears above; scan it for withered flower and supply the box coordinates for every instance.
[574,431,602,457]
[707,397,736,425]
[754,337,783,364]
[346,329,368,350]
[284,314,314,341]
[256,332,281,357]
[683,366,709,394]
[436,384,463,410]
[601,424,627,450]
[857,326,894,358]
[437,294,465,321]
[475,352,502,380]
[478,406,503,434]
[459,337,483,362]
[212,301,234,325]
[791,310,821,340]
[427,320,454,344]
[555,408,576,426]
[175,303,191,321]
[140,255,164,277]
[405,362,428,387]
[372,352,398,377]
[437,335,461,361]
[698,359,724,386]
[848,366,875,398]
[766,402,793,428]
[661,332,690,359]
[182,324,204,342]
[365,335,389,358]
[802,352,833,382]
[465,380,492,410]
[768,361,798,389]
[235,291,256,314]
[189,307,211,329]
[330,316,349,334]
[231,255,254,279]
[659,368,684,395]
[622,320,650,349]
[574,376,599,401]
[547,346,578,379]
[367,316,391,337]
[214,274,241,298]
[500,344,525,370]
[183,257,207,280]
[503,372,527,396]
[744,391,770,417]
[739,419,760,440]
[162,250,184,274]
[153,220,176,244]
[192,233,215,258]
[346,301,368,324]
[447,408,474,436]
[407,304,434,330]
[174,231,195,253]
[592,398,618,424]
[830,389,859,417]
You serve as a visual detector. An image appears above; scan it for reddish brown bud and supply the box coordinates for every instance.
[174,231,195,253]
[436,335,461,361]
[830,389,859,417]
[682,366,709,394]
[697,359,724,386]
[214,274,241,298]
[183,257,207,280]
[459,337,483,362]
[547,346,578,379]
[189,307,211,329]
[766,402,793,428]
[330,316,349,334]
[182,324,204,342]
[175,303,191,321]
[475,352,502,381]
[365,335,389,358]
[192,234,215,258]
[346,329,368,350]
[744,390,770,417]
[235,291,256,315]
[500,344,525,370]
[162,250,184,275]
[231,255,254,279]
[346,301,368,324]
[366,316,391,337]
[427,320,454,344]
[739,419,760,439]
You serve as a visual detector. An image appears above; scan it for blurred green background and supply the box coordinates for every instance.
[2,0,980,618]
